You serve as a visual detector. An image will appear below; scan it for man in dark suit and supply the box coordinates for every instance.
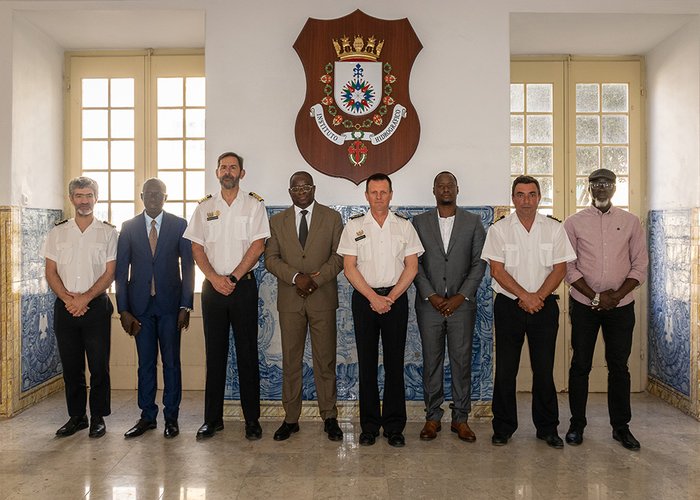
[115,178,195,439]
[412,171,486,442]
[265,171,344,442]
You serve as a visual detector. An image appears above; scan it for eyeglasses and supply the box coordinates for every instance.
[289,184,314,194]
[589,181,615,189]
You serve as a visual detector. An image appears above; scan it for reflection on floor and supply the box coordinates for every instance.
[0,390,698,499]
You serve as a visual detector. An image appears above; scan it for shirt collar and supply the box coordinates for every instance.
[294,201,315,217]
[144,211,164,227]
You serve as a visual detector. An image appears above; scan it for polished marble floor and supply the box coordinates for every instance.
[1,390,699,500]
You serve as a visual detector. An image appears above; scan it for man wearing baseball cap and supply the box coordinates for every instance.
[562,168,648,450]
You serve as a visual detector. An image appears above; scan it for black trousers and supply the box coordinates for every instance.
[492,293,559,437]
[54,293,113,417]
[569,297,635,431]
[200,278,260,423]
[351,290,408,434]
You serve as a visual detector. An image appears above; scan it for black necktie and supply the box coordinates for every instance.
[299,209,308,248]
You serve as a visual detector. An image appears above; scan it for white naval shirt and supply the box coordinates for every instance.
[337,211,424,288]
[183,190,271,275]
[480,212,576,300]
[42,218,118,293]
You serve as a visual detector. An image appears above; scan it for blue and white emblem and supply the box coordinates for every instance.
[334,62,382,116]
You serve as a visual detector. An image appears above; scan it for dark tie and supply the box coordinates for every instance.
[299,209,308,248]
[149,220,157,295]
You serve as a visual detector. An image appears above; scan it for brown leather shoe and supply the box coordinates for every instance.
[419,420,441,440]
[451,421,476,442]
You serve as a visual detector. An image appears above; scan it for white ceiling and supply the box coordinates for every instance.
[510,13,695,55]
[18,9,205,50]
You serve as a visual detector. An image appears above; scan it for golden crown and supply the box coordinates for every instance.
[332,35,384,61]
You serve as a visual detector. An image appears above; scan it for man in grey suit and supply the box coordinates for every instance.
[265,171,344,442]
[412,171,486,442]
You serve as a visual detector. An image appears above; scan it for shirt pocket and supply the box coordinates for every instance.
[56,241,73,265]
[391,235,406,257]
[357,239,372,262]
[539,243,553,267]
[233,216,249,240]
[91,241,107,265]
[504,244,520,267]
[203,218,221,242]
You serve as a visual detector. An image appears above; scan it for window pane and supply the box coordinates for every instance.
[185,171,205,199]
[88,171,109,198]
[164,202,184,218]
[533,176,553,207]
[82,79,108,107]
[158,77,183,107]
[111,202,135,229]
[111,141,134,170]
[186,109,205,138]
[510,146,524,175]
[612,176,629,207]
[82,110,108,138]
[576,146,600,175]
[158,109,183,138]
[602,115,628,144]
[510,84,524,112]
[526,84,552,112]
[602,146,629,175]
[186,77,206,106]
[576,115,599,144]
[186,140,205,169]
[602,83,628,112]
[185,202,199,222]
[111,109,134,139]
[526,146,553,174]
[510,115,524,143]
[82,141,108,170]
[576,177,590,207]
[110,78,134,107]
[526,115,552,143]
[94,202,109,222]
[158,140,183,169]
[159,171,184,200]
[576,84,599,112]
[111,171,134,200]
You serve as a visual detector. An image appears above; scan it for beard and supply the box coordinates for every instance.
[76,206,93,216]
[592,197,610,209]
[219,175,238,189]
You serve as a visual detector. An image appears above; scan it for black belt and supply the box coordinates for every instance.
[372,286,394,296]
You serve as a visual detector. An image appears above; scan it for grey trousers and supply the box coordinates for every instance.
[416,300,476,422]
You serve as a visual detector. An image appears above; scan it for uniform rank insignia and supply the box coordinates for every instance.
[349,212,365,220]
[547,215,562,223]
[395,212,409,220]
[249,192,264,202]
[54,219,68,226]
[355,229,366,242]
[490,215,506,226]
[206,210,220,221]
[103,220,116,228]
[198,194,212,204]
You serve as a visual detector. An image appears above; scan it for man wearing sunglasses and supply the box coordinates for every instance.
[265,171,344,442]
[563,168,648,450]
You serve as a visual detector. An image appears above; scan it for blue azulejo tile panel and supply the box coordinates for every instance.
[224,205,495,402]
[20,208,63,392]
[648,209,691,397]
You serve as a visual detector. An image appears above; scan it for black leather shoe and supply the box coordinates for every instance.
[55,415,88,437]
[196,421,224,440]
[491,433,511,446]
[324,418,343,441]
[537,432,564,449]
[245,420,262,440]
[613,428,640,450]
[359,430,379,446]
[89,416,106,438]
[164,420,179,439]
[383,431,406,448]
[565,427,583,446]
[124,419,156,439]
[273,421,299,441]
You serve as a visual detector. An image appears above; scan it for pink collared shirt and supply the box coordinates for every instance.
[563,205,648,307]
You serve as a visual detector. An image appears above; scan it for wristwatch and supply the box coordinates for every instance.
[591,293,600,307]
[229,274,238,284]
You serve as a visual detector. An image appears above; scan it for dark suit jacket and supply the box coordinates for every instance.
[265,203,343,312]
[115,211,195,317]
[412,207,486,303]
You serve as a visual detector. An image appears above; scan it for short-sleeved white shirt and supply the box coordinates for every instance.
[42,218,118,294]
[481,212,576,300]
[183,190,271,275]
[337,211,424,288]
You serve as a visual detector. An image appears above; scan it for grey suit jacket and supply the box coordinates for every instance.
[412,208,486,303]
[264,203,343,312]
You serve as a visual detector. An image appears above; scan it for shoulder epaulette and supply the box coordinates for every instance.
[198,194,212,204]
[54,219,68,226]
[490,215,506,226]
[394,212,409,220]
[249,192,264,202]
[103,220,116,228]
[547,215,562,223]
[349,212,365,220]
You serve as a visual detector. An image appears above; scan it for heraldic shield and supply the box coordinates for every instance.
[294,10,422,185]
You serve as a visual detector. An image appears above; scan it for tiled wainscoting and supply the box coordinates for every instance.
[647,208,700,419]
